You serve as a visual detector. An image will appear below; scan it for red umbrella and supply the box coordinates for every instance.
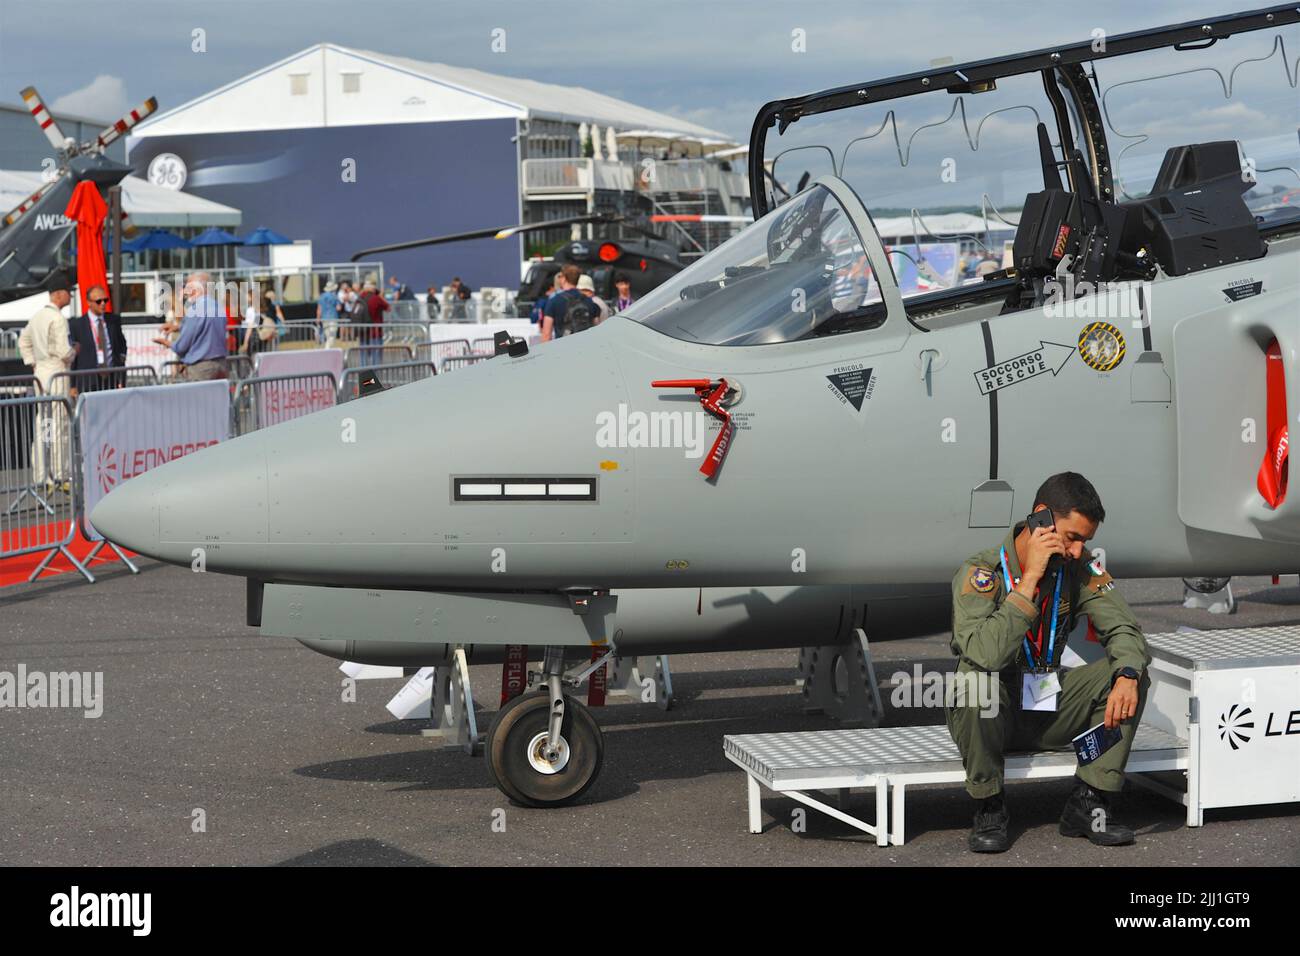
[64,180,110,313]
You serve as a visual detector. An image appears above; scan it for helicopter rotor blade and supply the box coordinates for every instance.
[490,214,611,239]
[2,176,61,229]
[649,214,752,224]
[350,214,613,261]
[95,96,159,152]
[20,86,69,152]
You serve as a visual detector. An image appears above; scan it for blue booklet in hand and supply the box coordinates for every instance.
[1072,722,1124,765]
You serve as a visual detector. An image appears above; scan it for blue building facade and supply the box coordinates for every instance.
[127,118,522,290]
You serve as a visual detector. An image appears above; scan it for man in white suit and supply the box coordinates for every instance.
[17,277,75,486]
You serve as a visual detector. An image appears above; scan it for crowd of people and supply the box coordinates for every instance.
[150,274,398,370]
[529,265,634,341]
[9,261,639,493]
[15,260,641,397]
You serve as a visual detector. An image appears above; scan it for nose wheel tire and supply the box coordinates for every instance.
[485,691,603,807]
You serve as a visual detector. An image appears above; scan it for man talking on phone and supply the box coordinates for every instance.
[945,472,1150,853]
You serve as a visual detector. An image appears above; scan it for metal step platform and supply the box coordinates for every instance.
[724,723,1188,846]
[727,624,1300,846]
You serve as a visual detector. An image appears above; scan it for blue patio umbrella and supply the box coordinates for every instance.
[122,228,192,252]
[240,226,292,246]
[189,227,244,246]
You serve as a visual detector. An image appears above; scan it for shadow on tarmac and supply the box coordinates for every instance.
[275,839,437,866]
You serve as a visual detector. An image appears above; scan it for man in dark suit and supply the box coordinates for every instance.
[68,284,128,390]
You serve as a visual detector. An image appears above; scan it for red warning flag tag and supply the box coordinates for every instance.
[652,377,737,479]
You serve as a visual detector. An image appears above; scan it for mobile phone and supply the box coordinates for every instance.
[1026,509,1055,533]
[1026,508,1064,570]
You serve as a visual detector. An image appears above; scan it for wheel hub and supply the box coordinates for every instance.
[526,731,570,774]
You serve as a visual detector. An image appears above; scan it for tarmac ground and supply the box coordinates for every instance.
[1,561,1298,866]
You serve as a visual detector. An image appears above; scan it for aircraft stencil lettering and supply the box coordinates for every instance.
[827,364,875,410]
[975,342,1074,395]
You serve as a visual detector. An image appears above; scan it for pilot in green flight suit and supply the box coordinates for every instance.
[944,472,1151,853]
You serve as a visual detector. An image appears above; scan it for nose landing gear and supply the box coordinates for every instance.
[484,647,605,807]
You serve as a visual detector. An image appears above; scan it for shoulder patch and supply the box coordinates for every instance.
[968,567,995,593]
[1088,556,1105,576]
[1087,569,1115,592]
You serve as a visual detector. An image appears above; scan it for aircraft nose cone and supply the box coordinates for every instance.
[90,474,159,557]
[88,434,269,568]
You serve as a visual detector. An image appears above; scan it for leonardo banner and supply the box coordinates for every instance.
[253,347,344,382]
[78,380,230,541]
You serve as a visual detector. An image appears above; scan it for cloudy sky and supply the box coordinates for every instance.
[0,0,1275,143]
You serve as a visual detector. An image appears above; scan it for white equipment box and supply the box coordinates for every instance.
[1139,626,1300,825]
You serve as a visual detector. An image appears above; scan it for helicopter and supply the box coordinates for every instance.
[0,86,157,305]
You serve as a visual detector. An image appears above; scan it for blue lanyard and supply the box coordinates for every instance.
[1000,547,1063,670]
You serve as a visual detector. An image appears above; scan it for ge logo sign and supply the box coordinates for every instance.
[147,153,187,190]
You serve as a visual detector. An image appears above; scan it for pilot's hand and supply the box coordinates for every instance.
[1105,677,1139,729]
[1019,527,1066,591]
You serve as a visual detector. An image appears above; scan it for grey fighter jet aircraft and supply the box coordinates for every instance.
[93,6,1300,806]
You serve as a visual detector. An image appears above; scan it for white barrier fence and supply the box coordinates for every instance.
[49,365,160,393]
[232,372,339,434]
[337,362,438,403]
[441,355,492,372]
[118,317,538,376]
[1,395,81,578]
[0,374,43,398]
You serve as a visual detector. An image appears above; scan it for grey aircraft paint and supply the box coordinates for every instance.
[87,5,1300,805]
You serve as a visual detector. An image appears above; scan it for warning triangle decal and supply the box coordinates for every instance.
[827,368,872,411]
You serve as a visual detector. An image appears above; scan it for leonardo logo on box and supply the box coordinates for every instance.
[96,439,220,494]
[1218,703,1300,750]
[1218,704,1253,750]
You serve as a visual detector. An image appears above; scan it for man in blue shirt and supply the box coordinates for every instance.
[158,273,229,380]
[317,281,341,346]
[317,282,341,321]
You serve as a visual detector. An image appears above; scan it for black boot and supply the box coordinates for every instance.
[968,793,1010,853]
[1059,777,1135,846]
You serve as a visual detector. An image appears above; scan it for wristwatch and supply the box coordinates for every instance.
[1112,666,1140,685]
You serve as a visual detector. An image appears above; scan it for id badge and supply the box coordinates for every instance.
[1020,669,1060,712]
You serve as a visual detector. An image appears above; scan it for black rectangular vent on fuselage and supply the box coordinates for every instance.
[452,476,598,503]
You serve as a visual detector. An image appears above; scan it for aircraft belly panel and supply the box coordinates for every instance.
[260,582,953,659]
[261,584,612,646]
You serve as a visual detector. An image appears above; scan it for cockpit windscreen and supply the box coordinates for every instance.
[621,184,887,346]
